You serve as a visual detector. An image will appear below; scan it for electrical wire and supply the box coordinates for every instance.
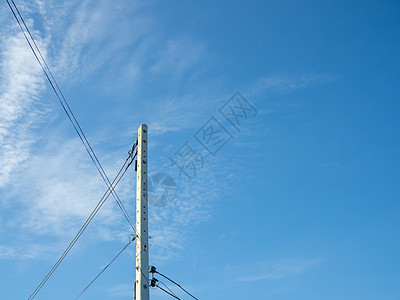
[5,0,137,234]
[27,150,136,300]
[154,270,199,300]
[159,280,179,299]
[156,285,181,300]
[75,237,135,299]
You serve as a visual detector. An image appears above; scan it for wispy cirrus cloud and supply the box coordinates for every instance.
[0,0,246,264]
[54,0,154,83]
[0,243,58,260]
[0,1,153,261]
[12,139,112,235]
[0,133,139,262]
[230,257,322,282]
[0,25,48,187]
[148,154,232,263]
[0,0,144,242]
[248,73,339,96]
[149,37,207,84]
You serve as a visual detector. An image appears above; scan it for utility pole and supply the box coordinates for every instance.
[135,124,149,300]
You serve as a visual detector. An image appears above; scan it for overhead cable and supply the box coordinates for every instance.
[156,284,181,300]
[150,267,199,300]
[159,280,180,299]
[27,150,136,299]
[75,236,135,299]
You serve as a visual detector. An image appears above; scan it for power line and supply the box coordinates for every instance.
[27,150,136,300]
[75,236,135,299]
[5,0,136,234]
[156,285,181,300]
[150,277,181,300]
[150,267,199,300]
[159,280,179,299]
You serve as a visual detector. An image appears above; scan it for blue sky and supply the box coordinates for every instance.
[0,0,399,299]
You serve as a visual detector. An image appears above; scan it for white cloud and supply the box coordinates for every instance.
[146,95,211,135]
[248,73,338,96]
[7,136,137,238]
[54,0,153,82]
[0,0,224,264]
[0,243,56,260]
[0,0,141,253]
[232,257,322,282]
[0,134,140,266]
[149,37,207,82]
[148,155,229,263]
[0,26,48,187]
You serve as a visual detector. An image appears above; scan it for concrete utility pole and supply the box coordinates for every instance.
[135,124,149,300]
